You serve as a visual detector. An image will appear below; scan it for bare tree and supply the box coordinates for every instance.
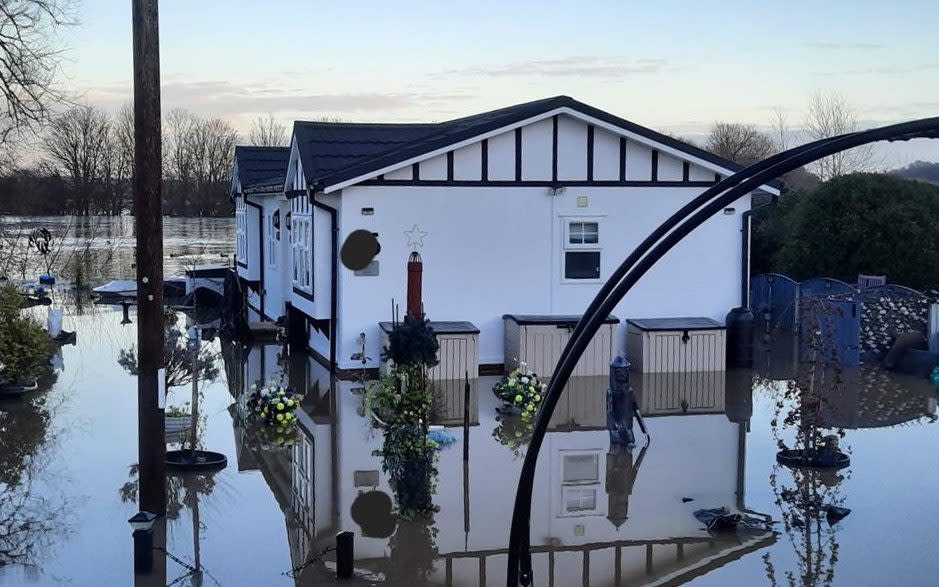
[770,106,790,151]
[164,109,238,215]
[0,1,75,144]
[803,92,877,181]
[705,122,776,166]
[248,113,287,146]
[41,105,111,215]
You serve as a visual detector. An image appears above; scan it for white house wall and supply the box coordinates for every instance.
[335,184,749,371]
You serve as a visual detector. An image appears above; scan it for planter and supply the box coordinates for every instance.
[166,449,227,472]
[776,448,850,470]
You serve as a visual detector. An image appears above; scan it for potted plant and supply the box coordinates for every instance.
[246,382,305,449]
[492,361,546,417]
[0,285,53,394]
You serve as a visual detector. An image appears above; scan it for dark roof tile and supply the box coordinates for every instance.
[233,146,290,193]
[290,96,782,191]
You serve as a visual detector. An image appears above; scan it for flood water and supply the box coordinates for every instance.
[1,295,938,586]
[0,216,234,282]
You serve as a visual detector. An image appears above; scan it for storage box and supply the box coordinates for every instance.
[379,321,480,381]
[626,317,726,373]
[503,314,620,378]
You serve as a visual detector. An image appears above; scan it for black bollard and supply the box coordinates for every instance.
[606,356,636,447]
[336,531,354,580]
[128,511,157,574]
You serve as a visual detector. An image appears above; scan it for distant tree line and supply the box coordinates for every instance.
[0,104,248,217]
[752,173,939,291]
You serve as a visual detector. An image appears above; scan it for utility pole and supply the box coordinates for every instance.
[133,0,166,516]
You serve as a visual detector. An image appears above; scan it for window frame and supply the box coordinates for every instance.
[290,196,313,293]
[561,216,603,283]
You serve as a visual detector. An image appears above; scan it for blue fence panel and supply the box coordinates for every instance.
[799,277,856,300]
[750,273,799,332]
[859,284,929,363]
[799,297,860,366]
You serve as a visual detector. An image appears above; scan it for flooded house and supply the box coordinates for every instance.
[230,96,780,378]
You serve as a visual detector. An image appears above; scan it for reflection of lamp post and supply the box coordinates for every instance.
[187,326,200,456]
[128,511,157,573]
[121,300,133,325]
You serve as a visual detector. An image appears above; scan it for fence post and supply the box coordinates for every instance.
[928,303,939,354]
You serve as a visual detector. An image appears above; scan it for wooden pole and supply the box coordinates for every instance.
[133,0,166,516]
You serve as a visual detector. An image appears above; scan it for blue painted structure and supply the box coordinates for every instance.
[799,297,860,366]
[798,277,855,301]
[750,273,799,332]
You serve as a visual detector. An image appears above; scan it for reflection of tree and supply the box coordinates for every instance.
[762,299,849,587]
[0,455,70,571]
[119,465,216,522]
[0,371,69,571]
[117,310,219,390]
[0,372,56,487]
[385,517,439,587]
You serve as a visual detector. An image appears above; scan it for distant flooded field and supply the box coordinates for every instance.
[0,215,234,283]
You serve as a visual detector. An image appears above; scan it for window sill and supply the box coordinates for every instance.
[560,278,603,285]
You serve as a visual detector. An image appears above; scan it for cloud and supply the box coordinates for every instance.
[814,63,939,76]
[805,41,884,50]
[441,56,667,78]
[81,79,476,119]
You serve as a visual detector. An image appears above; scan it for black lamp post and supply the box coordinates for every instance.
[128,510,158,573]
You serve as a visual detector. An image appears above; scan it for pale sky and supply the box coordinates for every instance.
[59,0,939,166]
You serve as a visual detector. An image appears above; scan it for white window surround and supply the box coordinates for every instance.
[558,450,602,517]
[561,215,604,283]
[235,198,247,263]
[267,213,279,267]
[290,196,313,292]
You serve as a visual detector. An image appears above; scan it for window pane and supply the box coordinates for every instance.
[565,489,597,512]
[565,251,600,279]
[569,222,599,244]
[563,454,599,482]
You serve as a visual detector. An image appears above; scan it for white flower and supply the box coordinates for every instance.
[520,376,530,384]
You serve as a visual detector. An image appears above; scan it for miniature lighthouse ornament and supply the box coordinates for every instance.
[407,250,423,318]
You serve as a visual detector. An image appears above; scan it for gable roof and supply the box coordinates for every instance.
[232,146,291,194]
[291,96,781,193]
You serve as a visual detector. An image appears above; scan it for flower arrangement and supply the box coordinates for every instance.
[247,383,305,432]
[492,361,546,418]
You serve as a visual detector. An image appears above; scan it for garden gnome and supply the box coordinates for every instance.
[607,356,636,447]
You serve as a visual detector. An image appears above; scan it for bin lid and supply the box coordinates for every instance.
[502,314,620,326]
[379,320,480,335]
[627,317,725,331]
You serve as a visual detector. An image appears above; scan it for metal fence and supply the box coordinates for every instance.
[750,274,933,366]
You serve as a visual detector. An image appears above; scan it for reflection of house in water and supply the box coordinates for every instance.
[226,343,774,585]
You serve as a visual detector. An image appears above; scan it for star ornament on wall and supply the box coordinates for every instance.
[404,224,428,249]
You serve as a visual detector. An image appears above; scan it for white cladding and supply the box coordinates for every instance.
[335,183,747,371]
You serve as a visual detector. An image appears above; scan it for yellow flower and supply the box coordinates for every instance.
[277,403,285,410]
[534,394,541,402]
[276,413,284,421]
[514,394,523,404]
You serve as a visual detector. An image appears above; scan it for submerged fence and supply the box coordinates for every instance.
[750,274,934,366]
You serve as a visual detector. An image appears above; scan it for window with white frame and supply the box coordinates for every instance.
[564,220,601,280]
[560,451,601,515]
[291,196,313,291]
[267,211,280,267]
[235,198,247,263]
